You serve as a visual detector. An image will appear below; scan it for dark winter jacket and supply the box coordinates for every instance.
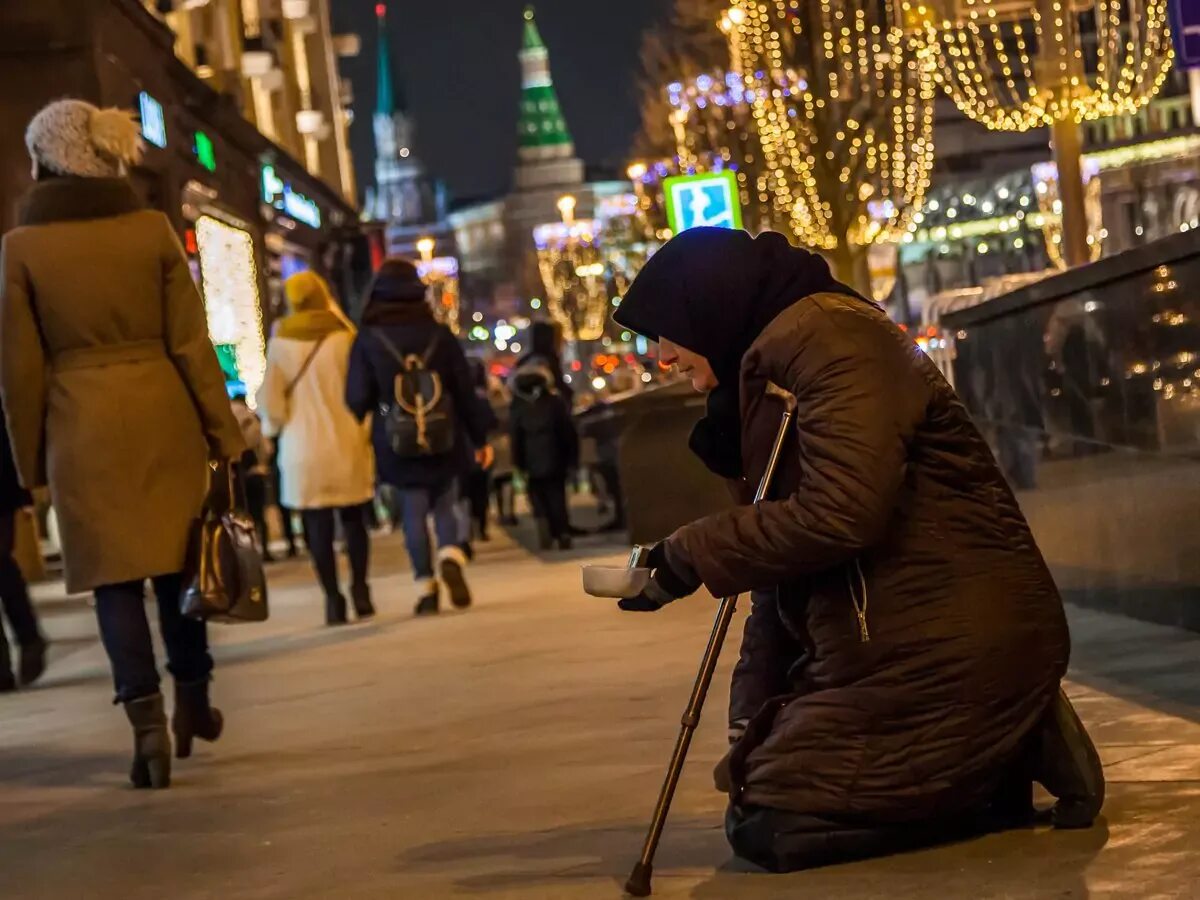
[509,360,579,481]
[0,398,31,515]
[669,293,1069,825]
[345,302,490,491]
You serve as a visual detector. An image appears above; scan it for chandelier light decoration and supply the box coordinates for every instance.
[725,0,936,287]
[533,196,610,343]
[909,0,1174,265]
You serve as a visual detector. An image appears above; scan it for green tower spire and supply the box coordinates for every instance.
[517,6,573,153]
[375,3,406,117]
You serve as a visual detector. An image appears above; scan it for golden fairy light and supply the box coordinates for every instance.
[533,196,610,342]
[910,0,1174,266]
[414,236,462,336]
[725,0,937,289]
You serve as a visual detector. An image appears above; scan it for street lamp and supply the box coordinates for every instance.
[416,236,436,263]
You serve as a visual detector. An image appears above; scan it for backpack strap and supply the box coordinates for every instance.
[284,336,327,400]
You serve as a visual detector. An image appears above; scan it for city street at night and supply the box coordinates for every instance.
[1,529,1197,899]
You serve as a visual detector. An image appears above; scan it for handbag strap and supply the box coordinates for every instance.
[284,336,328,400]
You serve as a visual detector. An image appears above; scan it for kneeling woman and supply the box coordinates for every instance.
[612,227,1104,872]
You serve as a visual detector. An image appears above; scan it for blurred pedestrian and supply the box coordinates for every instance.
[268,443,301,558]
[230,392,272,561]
[1,100,245,787]
[487,374,518,526]
[259,271,375,626]
[612,228,1103,872]
[0,397,47,693]
[518,320,573,402]
[509,356,578,551]
[346,258,493,616]
[463,358,497,541]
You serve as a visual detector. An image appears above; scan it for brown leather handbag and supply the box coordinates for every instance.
[181,461,269,623]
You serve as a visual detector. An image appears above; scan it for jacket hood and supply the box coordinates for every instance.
[19,177,142,226]
[510,359,558,401]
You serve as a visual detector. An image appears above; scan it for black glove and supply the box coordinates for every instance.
[618,542,700,612]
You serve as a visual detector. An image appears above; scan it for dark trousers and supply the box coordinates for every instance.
[465,469,491,538]
[493,473,515,522]
[0,511,41,647]
[270,460,299,553]
[725,803,979,873]
[302,505,370,600]
[527,477,570,539]
[244,473,270,556]
[94,573,211,704]
[592,461,626,526]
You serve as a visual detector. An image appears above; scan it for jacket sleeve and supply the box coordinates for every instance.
[442,330,489,447]
[670,303,930,599]
[509,400,527,472]
[729,589,804,725]
[159,215,245,460]
[345,333,378,423]
[556,397,579,469]
[257,339,289,438]
[0,237,47,488]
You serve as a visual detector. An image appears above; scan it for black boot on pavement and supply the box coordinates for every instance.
[351,583,376,620]
[438,547,472,610]
[414,579,440,617]
[18,637,47,688]
[172,679,224,760]
[124,694,171,789]
[0,637,15,693]
[325,594,349,626]
[1034,688,1105,829]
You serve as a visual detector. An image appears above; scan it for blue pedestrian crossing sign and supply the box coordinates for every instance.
[663,170,744,234]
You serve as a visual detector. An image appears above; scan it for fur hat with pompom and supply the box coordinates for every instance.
[25,100,144,179]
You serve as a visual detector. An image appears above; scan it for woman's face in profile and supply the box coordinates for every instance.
[659,338,719,393]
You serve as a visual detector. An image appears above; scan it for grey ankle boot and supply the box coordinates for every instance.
[124,694,171,789]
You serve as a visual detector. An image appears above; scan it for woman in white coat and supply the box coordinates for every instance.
[259,272,375,625]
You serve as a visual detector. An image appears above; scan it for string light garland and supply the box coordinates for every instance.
[194,215,267,408]
[725,0,936,286]
[533,214,610,342]
[908,0,1174,132]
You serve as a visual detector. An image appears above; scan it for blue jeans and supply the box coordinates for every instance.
[397,483,460,580]
[94,573,212,704]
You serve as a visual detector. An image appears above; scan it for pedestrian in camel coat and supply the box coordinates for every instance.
[0,99,245,789]
[258,271,376,625]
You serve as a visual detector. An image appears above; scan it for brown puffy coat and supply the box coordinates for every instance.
[0,178,244,593]
[670,293,1069,824]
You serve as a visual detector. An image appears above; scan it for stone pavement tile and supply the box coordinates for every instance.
[0,532,1198,899]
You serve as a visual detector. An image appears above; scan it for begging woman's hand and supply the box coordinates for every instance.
[617,542,701,612]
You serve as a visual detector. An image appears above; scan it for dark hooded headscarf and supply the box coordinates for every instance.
[614,227,865,478]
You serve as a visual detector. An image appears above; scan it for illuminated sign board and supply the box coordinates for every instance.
[662,170,743,233]
[194,131,216,172]
[261,164,322,229]
[139,92,167,149]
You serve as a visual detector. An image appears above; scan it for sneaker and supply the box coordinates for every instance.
[438,547,473,609]
[414,579,440,616]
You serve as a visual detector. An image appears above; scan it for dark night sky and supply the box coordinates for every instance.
[330,0,672,203]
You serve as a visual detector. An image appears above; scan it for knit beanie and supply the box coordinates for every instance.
[370,257,428,304]
[26,100,143,178]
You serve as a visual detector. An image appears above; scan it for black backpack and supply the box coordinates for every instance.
[374,329,457,458]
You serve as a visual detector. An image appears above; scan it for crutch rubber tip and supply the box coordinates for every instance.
[625,862,653,897]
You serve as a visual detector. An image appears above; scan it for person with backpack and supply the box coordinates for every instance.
[346,258,493,616]
[259,272,376,626]
[509,355,579,551]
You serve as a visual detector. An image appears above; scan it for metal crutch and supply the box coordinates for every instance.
[625,385,797,897]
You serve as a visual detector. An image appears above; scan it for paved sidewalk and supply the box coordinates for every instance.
[0,527,1198,899]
